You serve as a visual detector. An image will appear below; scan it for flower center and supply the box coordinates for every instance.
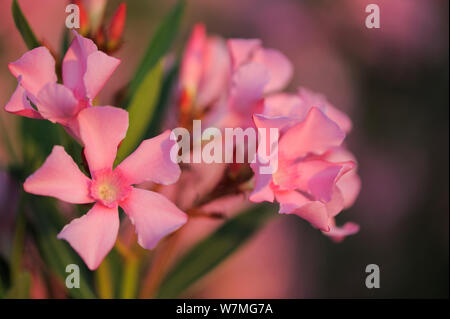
[90,169,131,208]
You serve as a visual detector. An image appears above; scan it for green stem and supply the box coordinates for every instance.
[10,192,26,281]
[120,257,140,299]
[95,258,114,299]
[0,114,20,164]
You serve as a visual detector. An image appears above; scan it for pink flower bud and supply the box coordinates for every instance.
[107,3,126,51]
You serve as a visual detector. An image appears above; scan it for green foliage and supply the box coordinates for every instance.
[116,62,163,163]
[4,272,31,299]
[126,0,185,102]
[11,0,40,49]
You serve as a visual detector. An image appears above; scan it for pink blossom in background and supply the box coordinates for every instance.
[205,37,293,129]
[4,32,120,139]
[250,91,361,239]
[23,106,187,270]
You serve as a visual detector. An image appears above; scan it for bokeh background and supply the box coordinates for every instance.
[0,0,448,298]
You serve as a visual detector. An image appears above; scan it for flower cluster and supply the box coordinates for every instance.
[4,21,360,270]
[177,24,361,241]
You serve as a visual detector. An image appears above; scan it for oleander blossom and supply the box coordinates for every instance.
[4,31,120,139]
[178,24,293,130]
[23,106,187,270]
[250,87,361,241]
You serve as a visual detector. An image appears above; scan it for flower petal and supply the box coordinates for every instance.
[227,38,261,69]
[24,146,93,204]
[121,188,187,250]
[196,37,231,109]
[324,148,361,209]
[35,83,79,124]
[180,23,206,95]
[276,190,330,231]
[249,161,275,203]
[253,48,293,93]
[228,62,269,116]
[62,32,98,99]
[264,93,304,118]
[117,130,180,185]
[8,47,57,96]
[57,203,119,270]
[323,220,359,243]
[298,87,352,133]
[279,107,345,160]
[77,106,128,174]
[84,51,120,100]
[4,78,42,119]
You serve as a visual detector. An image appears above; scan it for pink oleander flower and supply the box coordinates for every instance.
[250,89,361,241]
[179,24,293,130]
[5,31,120,139]
[23,106,187,270]
[178,23,231,116]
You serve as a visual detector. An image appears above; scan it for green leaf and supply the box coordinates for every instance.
[145,61,180,138]
[126,0,185,102]
[156,203,275,298]
[27,197,97,299]
[116,62,163,162]
[20,118,64,175]
[11,0,40,49]
[4,271,31,299]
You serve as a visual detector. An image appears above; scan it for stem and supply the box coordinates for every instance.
[10,192,26,281]
[120,256,140,299]
[95,258,113,299]
[139,230,183,298]
[0,113,20,164]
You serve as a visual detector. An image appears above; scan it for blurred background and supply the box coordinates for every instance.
[0,0,448,298]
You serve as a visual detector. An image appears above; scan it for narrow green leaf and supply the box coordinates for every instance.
[145,61,180,138]
[95,258,114,299]
[120,258,140,299]
[126,0,185,102]
[20,117,64,175]
[10,195,26,281]
[116,62,163,163]
[156,203,275,298]
[27,197,97,299]
[11,0,40,49]
[5,271,31,299]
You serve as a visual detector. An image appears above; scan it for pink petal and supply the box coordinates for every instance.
[337,172,361,209]
[196,37,231,109]
[274,159,354,203]
[62,32,98,99]
[253,113,295,135]
[227,39,261,69]
[4,78,42,119]
[249,162,275,203]
[8,47,57,96]
[77,106,128,174]
[228,62,269,116]
[24,146,93,204]
[57,203,119,270]
[84,51,120,99]
[121,188,187,250]
[298,87,352,133]
[117,130,181,186]
[279,107,345,160]
[276,190,330,231]
[253,48,293,93]
[324,148,361,209]
[324,220,360,243]
[264,93,304,118]
[35,83,79,125]
[180,23,206,94]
